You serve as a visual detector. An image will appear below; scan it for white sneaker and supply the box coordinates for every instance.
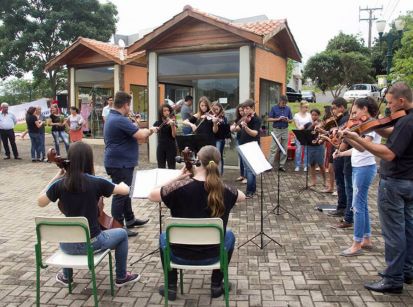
[294,167,300,172]
[242,178,247,184]
[304,167,307,172]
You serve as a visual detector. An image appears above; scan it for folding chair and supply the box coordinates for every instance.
[162,217,230,307]
[35,216,114,307]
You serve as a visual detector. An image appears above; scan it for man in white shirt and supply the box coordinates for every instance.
[102,96,113,123]
[0,102,21,160]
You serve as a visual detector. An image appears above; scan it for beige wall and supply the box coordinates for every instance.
[123,65,147,91]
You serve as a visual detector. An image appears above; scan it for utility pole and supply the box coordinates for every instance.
[359,6,382,48]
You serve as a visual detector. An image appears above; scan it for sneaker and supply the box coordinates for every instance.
[158,284,177,301]
[245,193,254,199]
[303,167,307,172]
[332,191,338,196]
[115,272,141,287]
[55,272,71,286]
[241,178,247,184]
[211,282,232,298]
[235,176,244,182]
[294,167,300,172]
[278,166,286,172]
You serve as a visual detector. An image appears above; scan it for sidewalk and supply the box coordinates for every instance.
[0,136,412,306]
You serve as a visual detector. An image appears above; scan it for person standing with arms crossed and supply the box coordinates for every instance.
[104,91,158,237]
[267,95,292,172]
[342,82,413,294]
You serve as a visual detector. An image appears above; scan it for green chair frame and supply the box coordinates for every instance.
[35,217,114,307]
[162,218,229,307]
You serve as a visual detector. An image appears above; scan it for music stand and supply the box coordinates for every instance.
[292,129,316,191]
[267,132,300,221]
[129,168,181,265]
[176,134,215,154]
[236,141,282,250]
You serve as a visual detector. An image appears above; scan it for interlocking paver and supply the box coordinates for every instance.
[1,135,413,306]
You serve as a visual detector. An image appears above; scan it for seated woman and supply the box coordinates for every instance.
[149,145,245,301]
[37,142,141,287]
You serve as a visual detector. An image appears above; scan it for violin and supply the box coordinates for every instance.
[47,148,123,230]
[157,114,177,130]
[312,112,344,145]
[175,147,200,177]
[345,110,406,135]
[237,113,253,127]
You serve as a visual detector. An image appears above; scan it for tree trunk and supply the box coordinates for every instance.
[48,70,57,99]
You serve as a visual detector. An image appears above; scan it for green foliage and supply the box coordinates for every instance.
[0,78,51,105]
[0,0,118,97]
[304,32,373,98]
[286,59,294,83]
[391,12,413,87]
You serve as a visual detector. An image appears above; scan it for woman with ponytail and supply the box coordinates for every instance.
[149,145,245,301]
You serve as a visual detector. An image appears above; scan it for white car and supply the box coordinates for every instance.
[343,84,381,102]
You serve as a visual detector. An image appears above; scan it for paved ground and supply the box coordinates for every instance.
[0,135,412,306]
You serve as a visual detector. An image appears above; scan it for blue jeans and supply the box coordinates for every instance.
[28,132,42,160]
[243,158,256,194]
[39,132,46,159]
[378,177,413,285]
[215,139,225,174]
[294,139,307,168]
[352,164,376,242]
[60,228,129,279]
[182,126,192,135]
[235,139,245,177]
[52,130,70,155]
[334,156,353,223]
[160,230,235,286]
[106,167,135,224]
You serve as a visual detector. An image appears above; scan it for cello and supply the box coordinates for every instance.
[47,148,123,230]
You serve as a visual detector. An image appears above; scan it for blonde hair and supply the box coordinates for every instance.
[196,96,211,117]
[300,101,309,109]
[198,145,225,217]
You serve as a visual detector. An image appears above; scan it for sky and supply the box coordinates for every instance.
[105,0,412,64]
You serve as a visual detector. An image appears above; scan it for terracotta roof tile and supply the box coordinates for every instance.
[81,37,144,61]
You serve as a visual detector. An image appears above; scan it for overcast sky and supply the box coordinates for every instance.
[106,0,412,64]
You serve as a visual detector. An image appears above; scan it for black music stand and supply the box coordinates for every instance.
[292,129,316,192]
[176,134,215,154]
[267,132,300,221]
[236,141,282,250]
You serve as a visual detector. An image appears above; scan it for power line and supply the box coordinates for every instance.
[359,6,383,48]
[387,0,401,22]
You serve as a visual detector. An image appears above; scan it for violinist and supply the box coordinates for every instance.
[211,101,230,174]
[37,142,142,288]
[267,95,292,172]
[148,145,245,300]
[327,97,353,231]
[230,105,246,182]
[341,82,413,294]
[153,104,177,169]
[333,97,381,258]
[183,96,213,136]
[233,99,261,199]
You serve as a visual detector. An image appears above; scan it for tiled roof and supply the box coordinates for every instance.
[80,37,144,61]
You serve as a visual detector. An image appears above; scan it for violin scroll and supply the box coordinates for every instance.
[47,148,70,170]
[175,147,200,176]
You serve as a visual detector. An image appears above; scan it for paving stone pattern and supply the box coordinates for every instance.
[0,136,412,306]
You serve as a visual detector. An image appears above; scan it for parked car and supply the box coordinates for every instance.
[301,90,316,103]
[343,84,380,102]
[286,87,302,102]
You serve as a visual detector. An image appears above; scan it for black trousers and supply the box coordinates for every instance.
[0,129,19,158]
[105,167,135,224]
[157,141,176,169]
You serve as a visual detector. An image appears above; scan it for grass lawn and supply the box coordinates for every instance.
[14,122,52,133]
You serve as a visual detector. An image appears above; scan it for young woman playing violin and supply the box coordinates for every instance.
[333,97,381,257]
[153,103,177,169]
[37,142,141,288]
[183,96,213,135]
[211,101,229,174]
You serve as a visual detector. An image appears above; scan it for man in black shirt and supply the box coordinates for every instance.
[343,82,413,294]
[327,98,354,230]
[234,99,261,198]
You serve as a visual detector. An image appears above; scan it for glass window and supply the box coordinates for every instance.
[75,67,114,87]
[130,85,148,123]
[158,50,239,78]
[260,79,281,131]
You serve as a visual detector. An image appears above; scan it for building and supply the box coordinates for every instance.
[45,5,301,164]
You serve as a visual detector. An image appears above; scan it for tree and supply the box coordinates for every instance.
[0,0,118,98]
[391,12,413,87]
[326,32,370,55]
[0,78,51,105]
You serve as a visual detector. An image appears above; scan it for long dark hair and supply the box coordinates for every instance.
[198,145,225,217]
[234,105,244,123]
[157,103,173,121]
[64,142,95,192]
[354,97,379,117]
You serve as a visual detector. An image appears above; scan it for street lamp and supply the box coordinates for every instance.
[376,17,405,80]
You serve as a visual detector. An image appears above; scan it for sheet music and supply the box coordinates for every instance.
[131,168,181,199]
[271,131,287,155]
[237,141,272,176]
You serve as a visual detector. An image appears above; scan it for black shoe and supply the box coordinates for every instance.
[125,228,138,237]
[364,278,403,294]
[278,166,286,172]
[378,272,413,284]
[211,282,232,298]
[14,157,22,160]
[158,285,177,301]
[3,156,10,160]
[126,218,149,228]
[327,209,345,217]
[245,193,254,199]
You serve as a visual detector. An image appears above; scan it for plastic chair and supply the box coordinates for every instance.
[287,131,296,160]
[162,217,229,307]
[35,216,114,307]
